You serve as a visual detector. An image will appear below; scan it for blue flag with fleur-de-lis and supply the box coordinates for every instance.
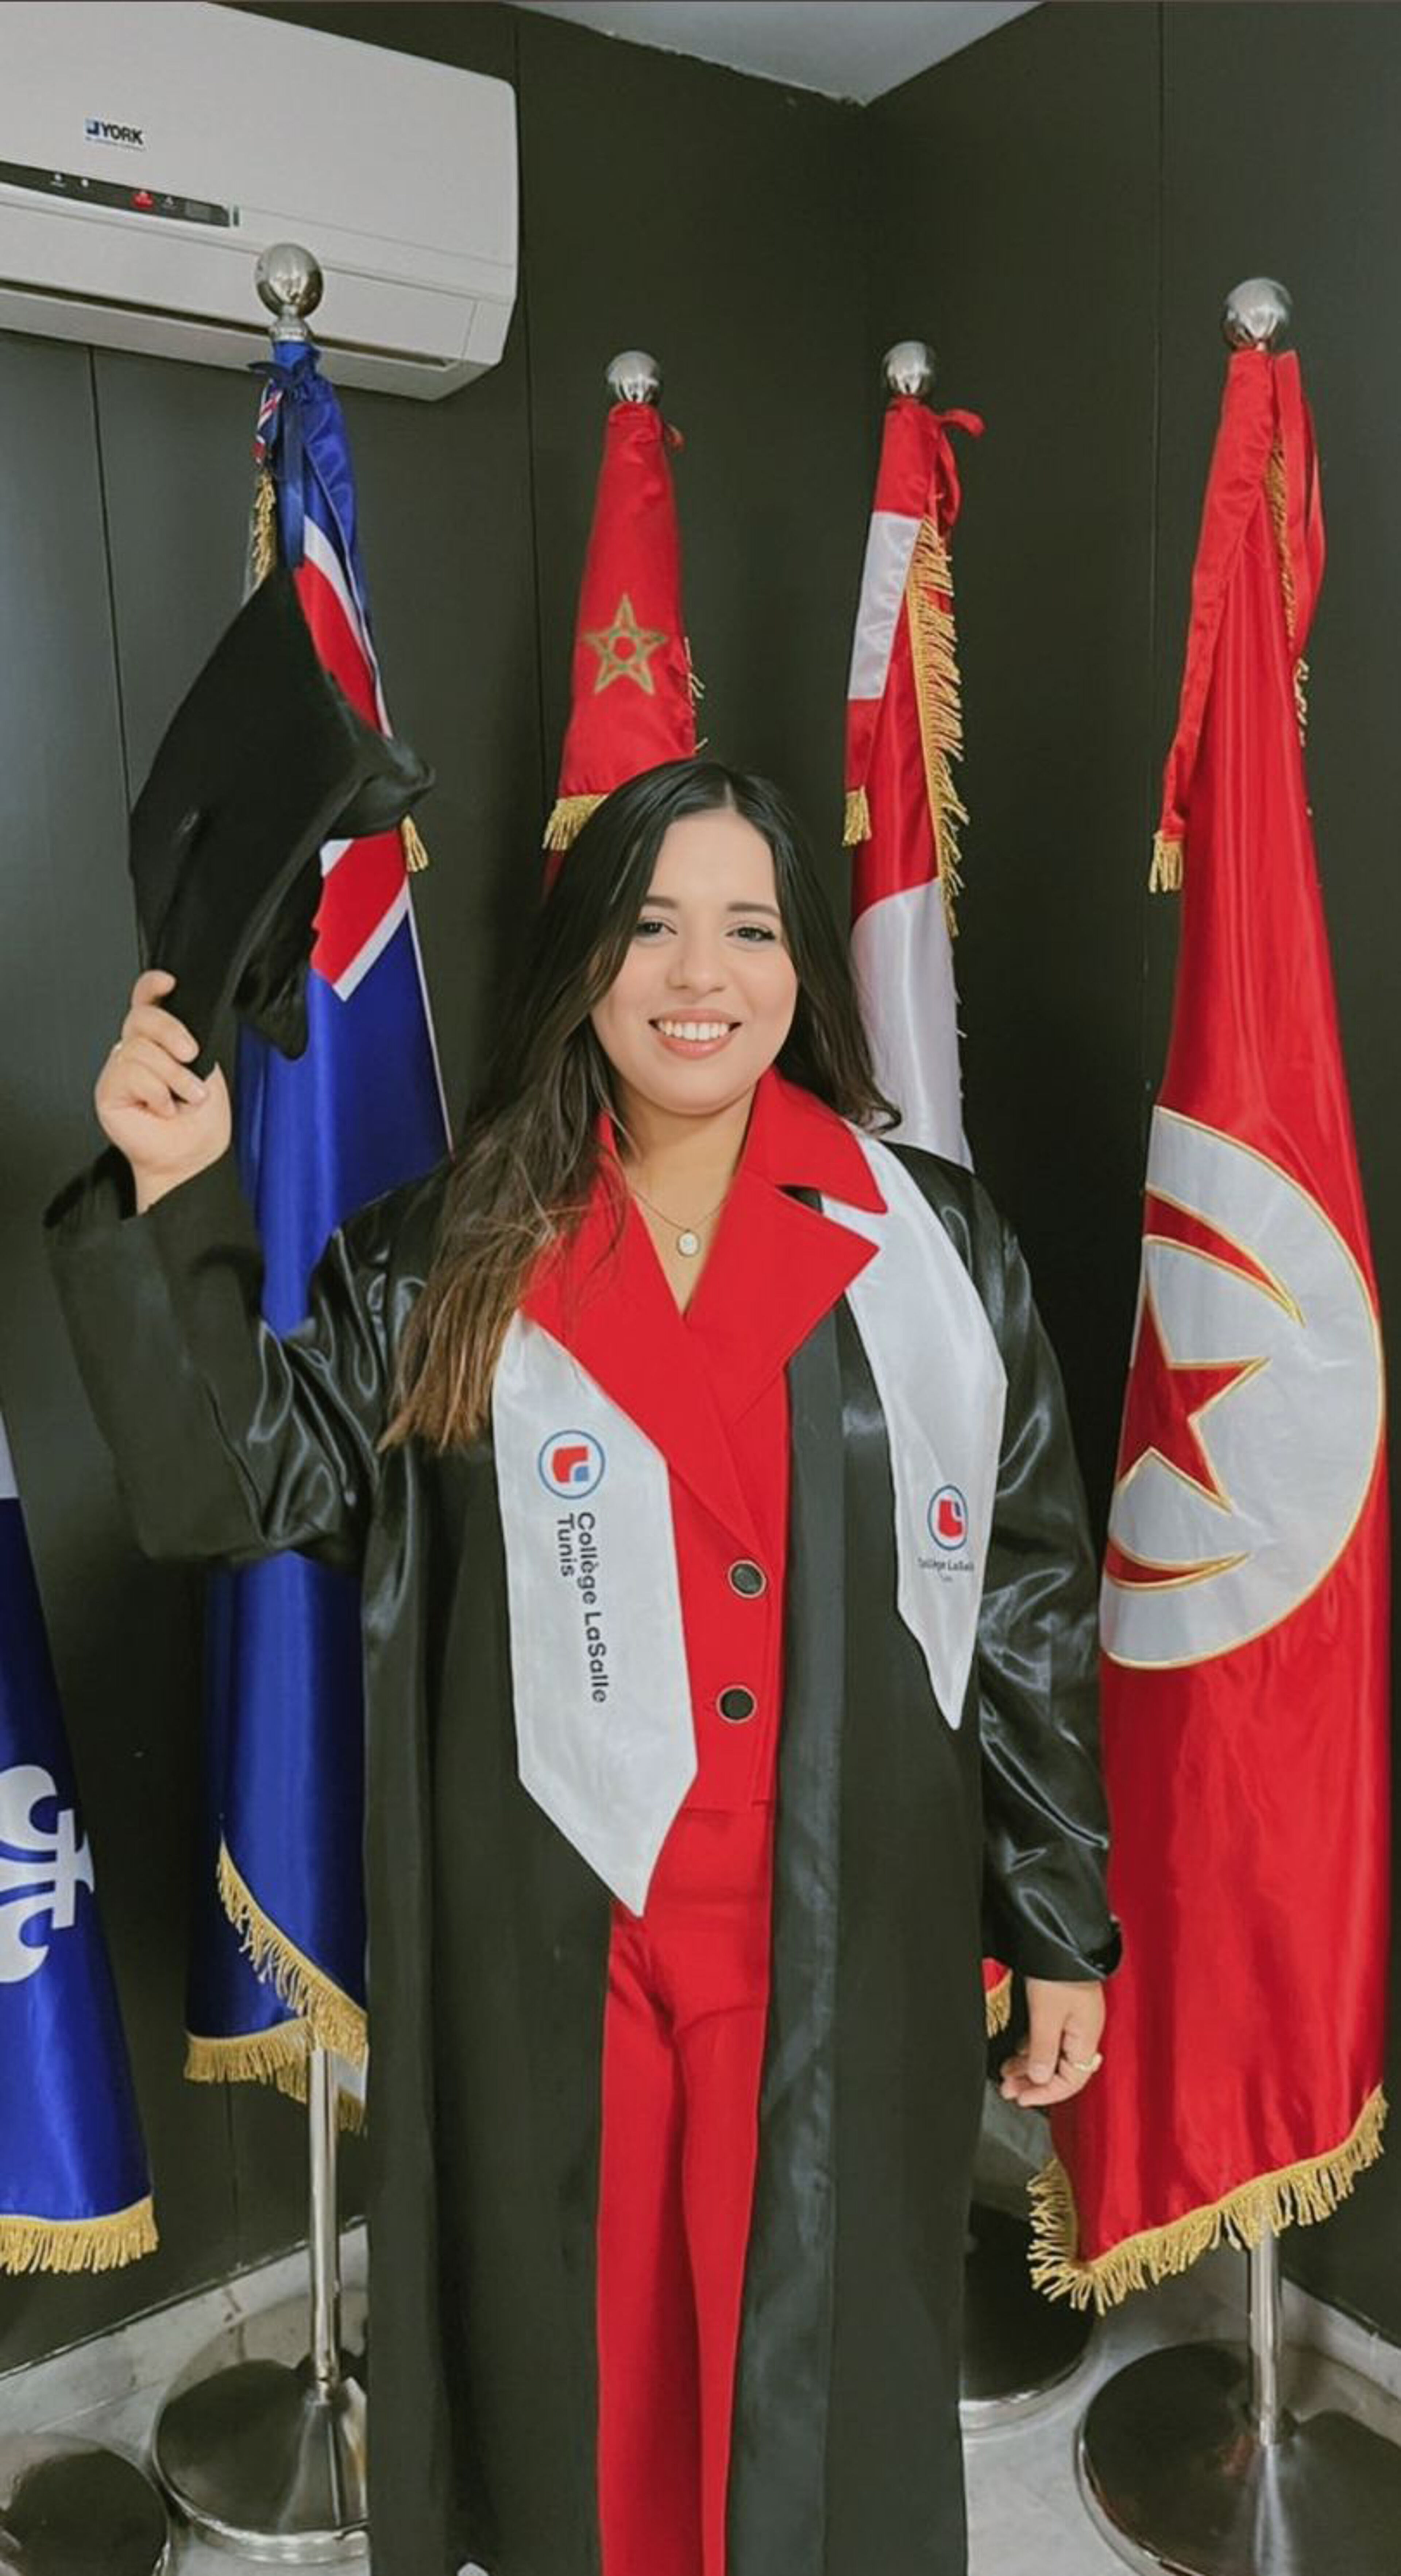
[0,1407,155,2272]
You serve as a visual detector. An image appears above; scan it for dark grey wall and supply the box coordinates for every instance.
[0,0,868,2374]
[868,0,1401,2340]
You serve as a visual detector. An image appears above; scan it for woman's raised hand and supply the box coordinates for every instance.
[94,970,232,1213]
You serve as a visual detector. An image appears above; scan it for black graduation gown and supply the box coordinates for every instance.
[46,1137,1119,2576]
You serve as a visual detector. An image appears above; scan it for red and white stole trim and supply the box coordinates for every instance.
[490,1318,696,1916]
[831,1133,1006,1722]
[491,1130,1006,1911]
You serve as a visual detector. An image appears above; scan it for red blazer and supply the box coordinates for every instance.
[522,1067,884,1811]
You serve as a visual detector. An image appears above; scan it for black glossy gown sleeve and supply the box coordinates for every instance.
[45,1148,387,1575]
[974,1202,1122,1986]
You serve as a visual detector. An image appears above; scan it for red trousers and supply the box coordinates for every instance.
[596,1801,777,2576]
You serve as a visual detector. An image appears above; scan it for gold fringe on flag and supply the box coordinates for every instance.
[0,2198,158,2278]
[1028,2083,1388,2314]
[543,793,606,853]
[1265,437,1310,745]
[843,785,872,848]
[185,2019,312,2096]
[904,517,969,938]
[1149,831,1184,894]
[1265,439,1298,648]
[984,1969,1013,2039]
[401,815,431,875]
[248,466,278,589]
[185,2024,366,2132]
[216,1840,367,2068]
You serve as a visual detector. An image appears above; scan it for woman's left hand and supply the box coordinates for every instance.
[997,1977,1106,2109]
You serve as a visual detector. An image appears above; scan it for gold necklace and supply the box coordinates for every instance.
[627,1176,732,1259]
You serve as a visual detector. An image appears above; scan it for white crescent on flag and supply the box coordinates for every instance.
[1102,1109,1385,1670]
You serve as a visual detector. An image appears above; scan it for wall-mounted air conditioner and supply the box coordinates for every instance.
[0,1,518,399]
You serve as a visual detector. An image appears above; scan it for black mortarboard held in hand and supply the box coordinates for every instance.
[128,567,433,1077]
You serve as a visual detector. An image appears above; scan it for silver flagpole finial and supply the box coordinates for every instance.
[255,242,324,342]
[1222,278,1292,350]
[883,340,935,399]
[606,350,662,405]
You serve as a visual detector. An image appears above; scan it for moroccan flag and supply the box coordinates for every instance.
[544,389,696,868]
[1033,346,1389,2306]
[1,1407,155,2271]
[184,340,448,2107]
[845,393,982,1164]
[844,389,1010,2035]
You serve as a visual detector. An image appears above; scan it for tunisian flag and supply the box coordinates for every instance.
[1034,346,1389,2307]
[845,393,982,1164]
[544,391,696,871]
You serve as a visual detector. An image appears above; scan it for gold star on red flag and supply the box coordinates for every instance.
[583,592,668,697]
[1115,1282,1263,1509]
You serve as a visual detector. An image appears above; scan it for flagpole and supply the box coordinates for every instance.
[0,2435,170,2576]
[1246,2230,1283,2448]
[149,2037,368,2559]
[307,2044,343,2404]
[1073,277,1401,2576]
[147,240,371,2562]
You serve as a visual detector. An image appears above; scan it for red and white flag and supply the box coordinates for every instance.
[845,394,982,1164]
[844,389,1012,2031]
[1036,346,1390,2306]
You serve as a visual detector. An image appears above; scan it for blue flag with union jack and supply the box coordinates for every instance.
[185,341,447,2102]
[1,1408,156,2270]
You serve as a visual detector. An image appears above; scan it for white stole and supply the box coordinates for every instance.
[490,1128,1007,1912]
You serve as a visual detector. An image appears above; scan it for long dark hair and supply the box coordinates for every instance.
[384,758,897,1449]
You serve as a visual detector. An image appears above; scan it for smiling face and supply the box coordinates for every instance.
[589,805,799,1128]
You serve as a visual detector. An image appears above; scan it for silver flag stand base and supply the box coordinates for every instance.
[151,2341,366,2566]
[1077,2237,1401,2575]
[960,2197,1096,2427]
[152,2049,368,2563]
[0,2434,170,2576]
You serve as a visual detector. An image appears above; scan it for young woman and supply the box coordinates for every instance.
[50,759,1116,2576]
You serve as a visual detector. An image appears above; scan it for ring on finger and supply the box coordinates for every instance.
[1061,2050,1104,2075]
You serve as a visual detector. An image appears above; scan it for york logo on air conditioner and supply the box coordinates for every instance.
[85,119,146,147]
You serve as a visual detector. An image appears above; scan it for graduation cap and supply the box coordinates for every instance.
[128,566,432,1076]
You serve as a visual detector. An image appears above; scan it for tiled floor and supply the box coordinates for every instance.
[5,2216,1400,2572]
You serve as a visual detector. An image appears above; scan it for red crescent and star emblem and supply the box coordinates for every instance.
[1104,1193,1275,1594]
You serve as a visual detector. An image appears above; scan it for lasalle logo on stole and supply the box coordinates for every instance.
[927,1483,970,1551]
[540,1429,613,1706]
[539,1430,607,1499]
[921,1482,976,1579]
